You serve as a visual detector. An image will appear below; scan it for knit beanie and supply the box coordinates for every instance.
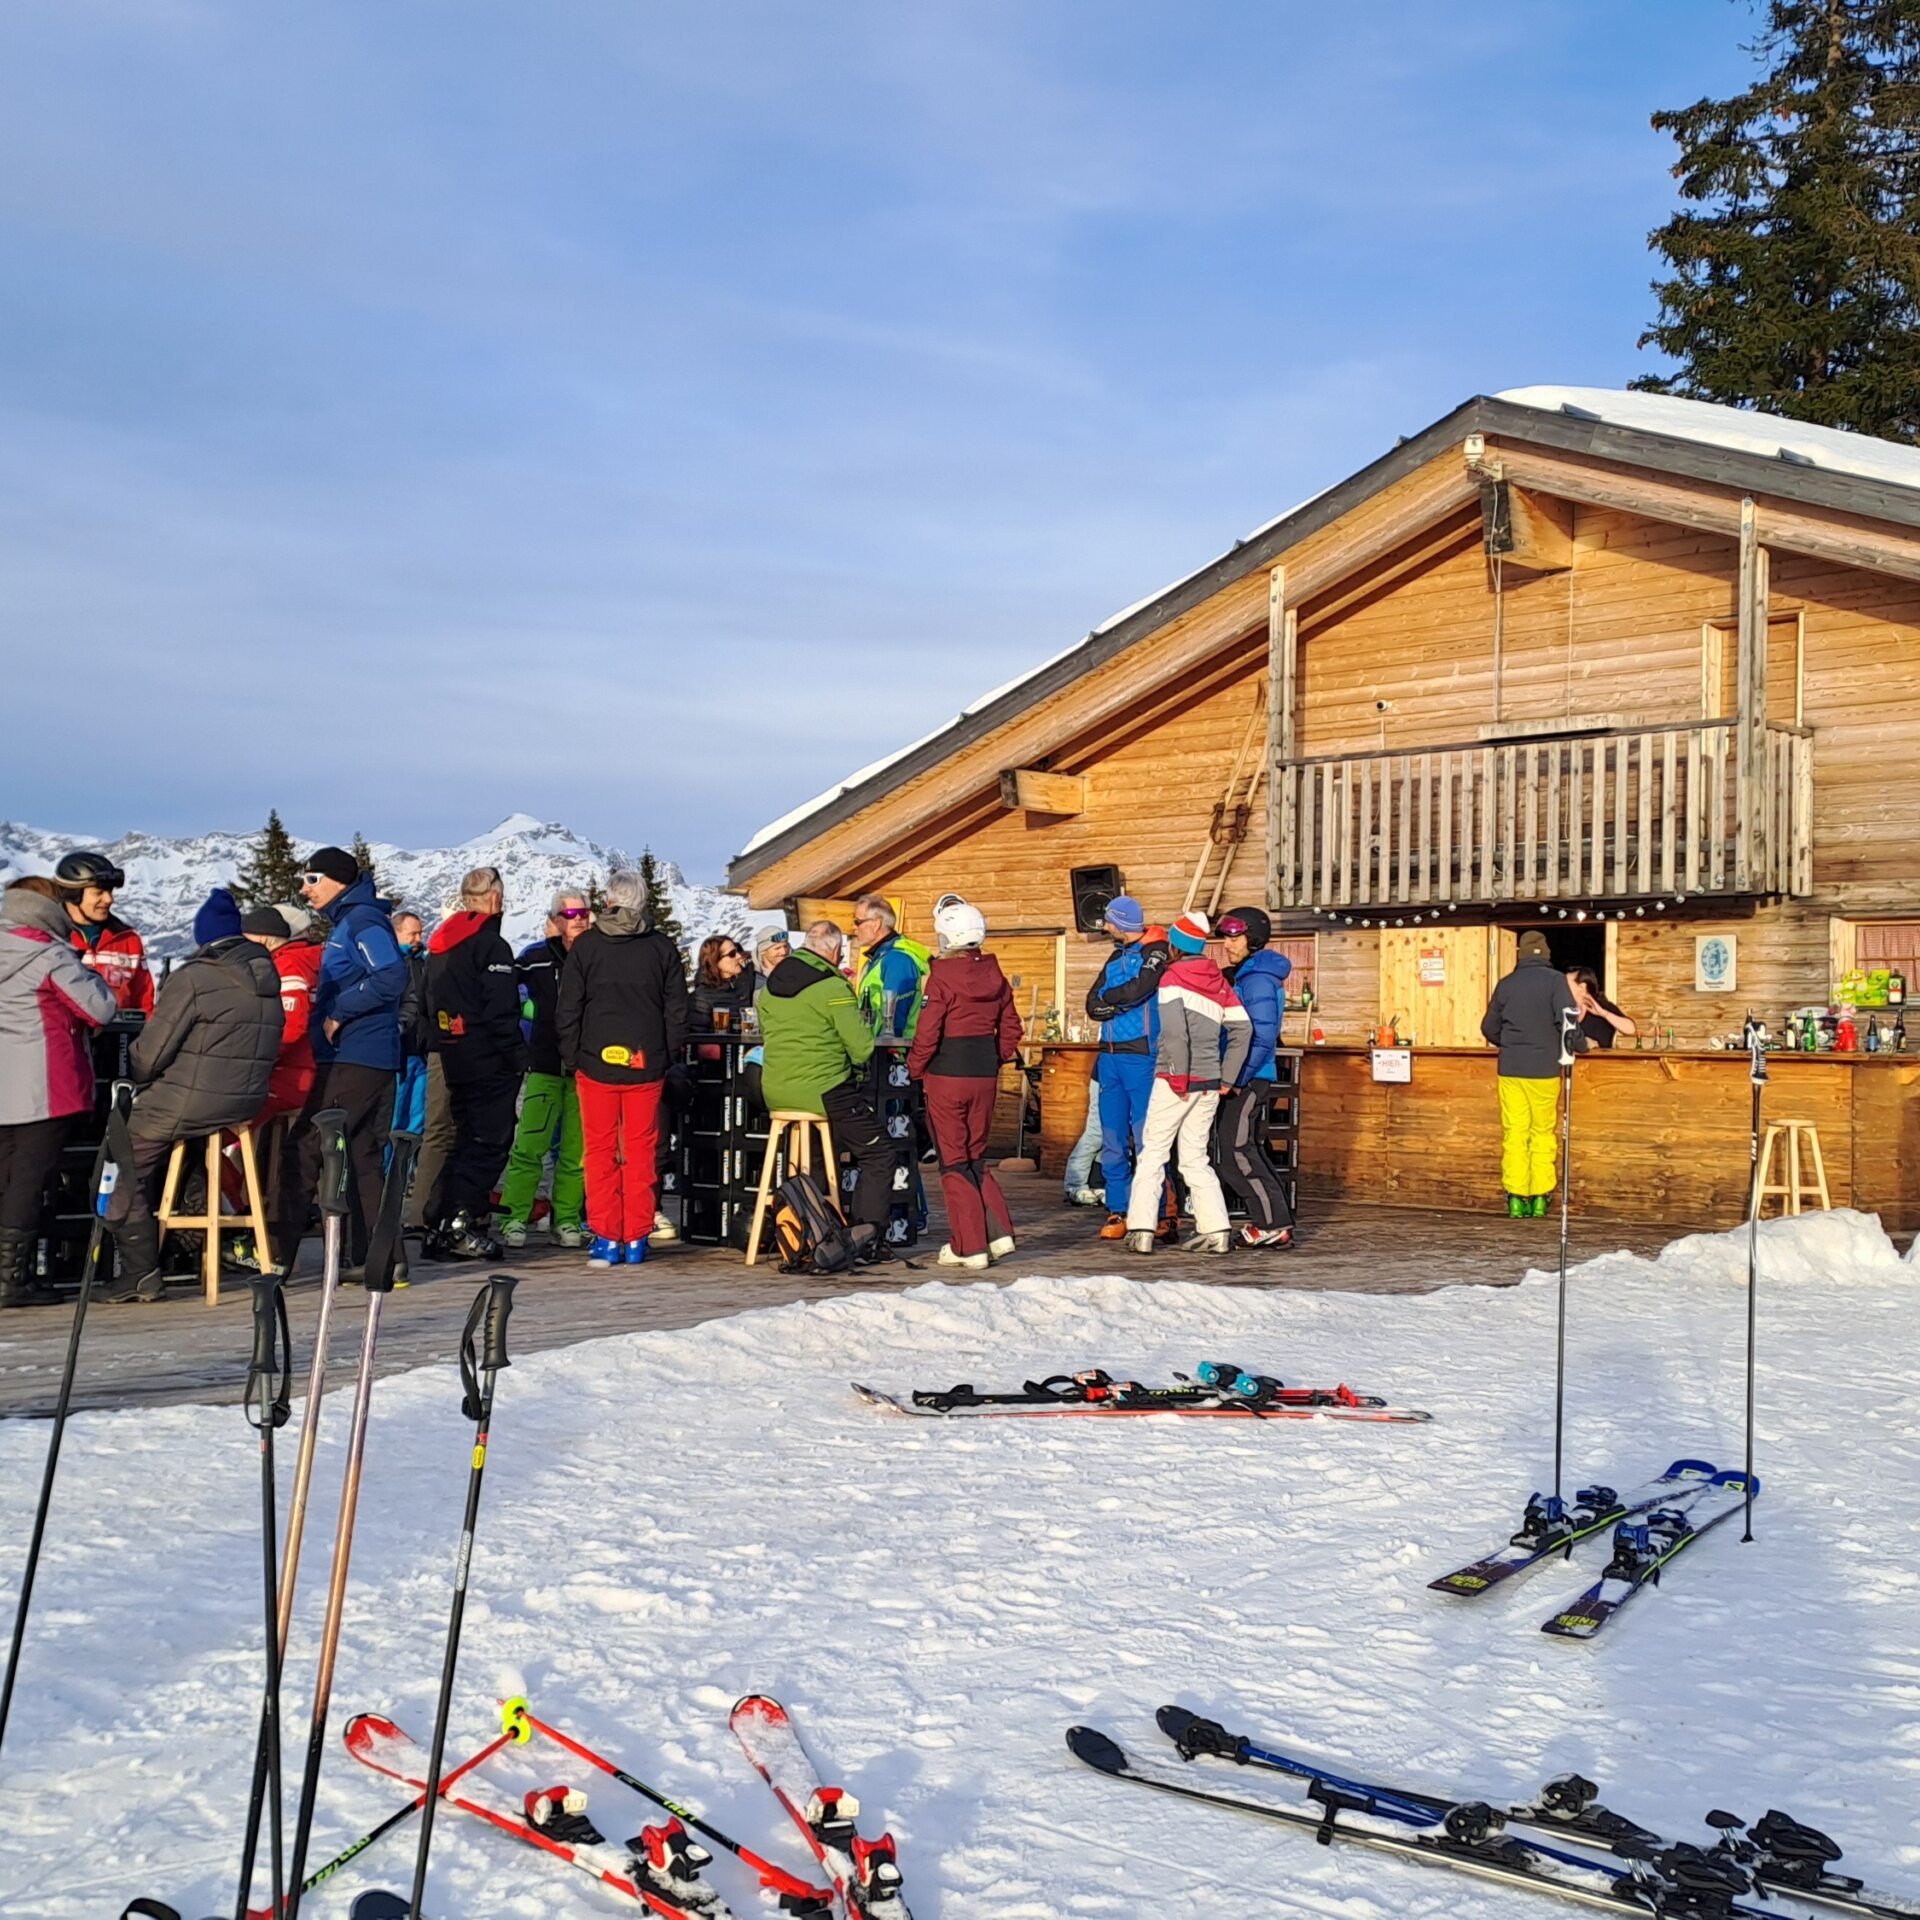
[243,905,291,939]
[1103,894,1146,934]
[193,887,243,947]
[1517,930,1553,961]
[305,845,359,887]
[1168,910,1210,956]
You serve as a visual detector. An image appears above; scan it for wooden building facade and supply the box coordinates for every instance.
[730,389,1920,1232]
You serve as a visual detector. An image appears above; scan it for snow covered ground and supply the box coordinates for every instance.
[1,1212,1917,1919]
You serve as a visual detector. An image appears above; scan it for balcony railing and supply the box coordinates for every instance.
[1273,721,1812,910]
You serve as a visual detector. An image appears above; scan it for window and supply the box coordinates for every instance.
[1700,612,1804,725]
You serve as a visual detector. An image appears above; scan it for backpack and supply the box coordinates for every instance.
[770,1171,877,1274]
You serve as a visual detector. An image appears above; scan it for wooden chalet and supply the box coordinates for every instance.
[729,388,1920,1232]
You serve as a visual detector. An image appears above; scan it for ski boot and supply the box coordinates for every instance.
[588,1235,623,1268]
[440,1212,505,1261]
[1506,1192,1528,1217]
[1124,1229,1156,1255]
[936,1243,991,1270]
[0,1227,58,1308]
[1530,1193,1551,1217]
[1181,1229,1232,1254]
[624,1237,650,1265]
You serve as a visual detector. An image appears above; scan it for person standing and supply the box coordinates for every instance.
[1123,911,1250,1256]
[499,890,591,1249]
[274,846,406,1273]
[0,877,117,1307]
[1568,966,1638,1050]
[906,901,1023,1269]
[422,867,525,1260]
[758,920,894,1252]
[851,896,928,1041]
[390,910,432,1138]
[1482,929,1585,1217]
[557,870,689,1267]
[53,850,153,1015]
[1213,907,1294,1249]
[692,934,758,1026]
[1084,895,1171,1240]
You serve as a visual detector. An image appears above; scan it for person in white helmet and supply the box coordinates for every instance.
[905,900,1023,1268]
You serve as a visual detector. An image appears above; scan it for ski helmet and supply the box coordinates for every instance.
[54,850,126,893]
[1217,906,1272,949]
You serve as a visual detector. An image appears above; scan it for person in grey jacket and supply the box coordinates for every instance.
[101,894,285,1303]
[0,878,118,1306]
[1480,929,1586,1217]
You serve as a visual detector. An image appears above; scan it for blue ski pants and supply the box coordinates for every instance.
[1095,1050,1157,1217]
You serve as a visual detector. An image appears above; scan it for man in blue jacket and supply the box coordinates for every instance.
[1084,895,1170,1239]
[273,845,408,1273]
[1214,906,1294,1248]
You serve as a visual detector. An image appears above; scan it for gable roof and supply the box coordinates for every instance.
[731,387,1920,889]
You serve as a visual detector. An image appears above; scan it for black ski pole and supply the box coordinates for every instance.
[1744,1025,1767,1543]
[409,1274,517,1920]
[1552,1006,1578,1505]
[0,1087,132,1769]
[235,1109,348,1920]
[283,1127,420,1920]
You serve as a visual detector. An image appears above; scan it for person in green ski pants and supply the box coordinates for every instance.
[500,890,592,1247]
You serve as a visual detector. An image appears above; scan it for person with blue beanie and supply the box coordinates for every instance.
[193,887,243,950]
[1084,894,1171,1240]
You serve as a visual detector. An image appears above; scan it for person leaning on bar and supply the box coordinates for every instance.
[1481,929,1587,1218]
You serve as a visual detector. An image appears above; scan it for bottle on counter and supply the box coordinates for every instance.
[1896,1010,1909,1053]
[1804,1009,1821,1052]
[1890,970,1908,1008]
[1780,1013,1799,1052]
[1867,1013,1883,1053]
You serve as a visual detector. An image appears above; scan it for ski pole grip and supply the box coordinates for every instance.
[480,1274,517,1374]
[314,1106,351,1217]
[245,1274,291,1426]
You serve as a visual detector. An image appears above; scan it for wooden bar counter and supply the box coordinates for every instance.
[1298,1046,1920,1233]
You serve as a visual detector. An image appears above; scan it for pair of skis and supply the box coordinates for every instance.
[1428,1457,1759,1638]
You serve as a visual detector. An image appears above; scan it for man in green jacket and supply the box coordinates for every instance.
[758,920,894,1243]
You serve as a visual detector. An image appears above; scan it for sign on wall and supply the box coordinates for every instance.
[1371,1047,1412,1083]
[1695,934,1737,993]
[1418,946,1447,987]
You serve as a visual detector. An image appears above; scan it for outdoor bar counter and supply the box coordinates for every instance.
[1297,1045,1920,1233]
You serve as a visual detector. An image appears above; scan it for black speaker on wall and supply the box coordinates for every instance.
[1070,864,1124,933]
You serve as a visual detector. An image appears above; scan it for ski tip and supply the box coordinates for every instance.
[350,1895,412,1920]
[730,1692,787,1730]
[1154,1704,1195,1742]
[1667,1457,1719,1478]
[1064,1725,1129,1775]
[1709,1469,1761,1495]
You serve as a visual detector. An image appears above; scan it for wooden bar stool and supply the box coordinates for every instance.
[155,1126,276,1305]
[744,1111,839,1267]
[1751,1119,1832,1220]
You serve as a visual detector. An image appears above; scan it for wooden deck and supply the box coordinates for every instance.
[0,1174,1687,1419]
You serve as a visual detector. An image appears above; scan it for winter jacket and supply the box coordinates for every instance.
[516,936,572,1077]
[311,874,406,1070]
[1481,953,1584,1079]
[1225,948,1291,1085]
[427,911,526,1086]
[758,950,875,1114]
[68,912,154,1015]
[692,966,759,1028]
[128,936,284,1140]
[397,945,432,1059]
[907,950,1023,1080]
[0,887,117,1124]
[1085,931,1170,1052]
[264,939,322,1116]
[1153,955,1252,1096]
[556,921,689,1086]
[855,932,930,1040]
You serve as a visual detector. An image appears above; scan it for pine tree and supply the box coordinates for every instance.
[638,847,686,952]
[350,831,377,890]
[232,808,303,908]
[1635,0,1920,440]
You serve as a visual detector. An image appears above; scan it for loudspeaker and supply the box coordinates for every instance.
[1070,865,1124,934]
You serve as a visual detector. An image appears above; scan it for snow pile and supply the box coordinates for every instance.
[0,1214,1916,1917]
[0,817,779,961]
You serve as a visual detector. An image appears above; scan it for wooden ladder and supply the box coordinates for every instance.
[1183,689,1267,916]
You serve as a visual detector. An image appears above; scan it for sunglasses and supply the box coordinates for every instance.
[302,872,327,887]
[719,946,744,960]
[557,907,591,920]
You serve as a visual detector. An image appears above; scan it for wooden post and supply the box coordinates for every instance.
[1267,567,1294,906]
[1735,498,1768,890]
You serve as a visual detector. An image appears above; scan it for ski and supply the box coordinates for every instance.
[346,1712,732,1916]
[352,1897,430,1919]
[730,1695,912,1920]
[1541,1470,1758,1638]
[852,1367,1431,1424]
[1068,1724,1768,1917]
[1429,1458,1721,1597]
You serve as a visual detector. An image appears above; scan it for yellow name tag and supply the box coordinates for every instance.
[600,1044,632,1065]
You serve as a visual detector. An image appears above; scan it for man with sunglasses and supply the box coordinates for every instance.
[54,849,153,1015]
[499,889,593,1249]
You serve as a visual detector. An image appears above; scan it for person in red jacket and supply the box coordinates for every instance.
[906,901,1024,1269]
[53,850,152,1015]
[242,905,321,1123]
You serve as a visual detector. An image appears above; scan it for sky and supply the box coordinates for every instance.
[0,1,1762,878]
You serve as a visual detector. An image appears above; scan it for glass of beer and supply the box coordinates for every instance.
[713,1006,733,1033]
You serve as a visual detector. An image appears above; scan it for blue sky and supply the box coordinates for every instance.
[0,1,1758,876]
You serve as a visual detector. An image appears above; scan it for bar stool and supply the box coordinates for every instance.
[1751,1119,1832,1220]
[745,1111,839,1267]
[156,1126,275,1305]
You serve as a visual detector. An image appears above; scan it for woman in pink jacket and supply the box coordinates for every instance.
[0,876,117,1306]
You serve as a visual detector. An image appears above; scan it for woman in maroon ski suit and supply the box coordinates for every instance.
[907,904,1024,1267]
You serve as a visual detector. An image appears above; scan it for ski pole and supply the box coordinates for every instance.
[1552,1006,1577,1505]
[409,1274,517,1920]
[235,1110,348,1918]
[498,1697,834,1909]
[0,1087,131,1770]
[1743,1028,1767,1543]
[235,1274,296,1920]
[283,1128,420,1920]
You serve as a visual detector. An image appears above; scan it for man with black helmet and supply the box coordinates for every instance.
[54,850,152,1015]
[1214,906,1294,1249]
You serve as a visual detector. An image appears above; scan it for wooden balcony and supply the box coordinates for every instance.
[1273,721,1812,910]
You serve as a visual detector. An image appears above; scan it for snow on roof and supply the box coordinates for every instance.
[1494,385,1920,496]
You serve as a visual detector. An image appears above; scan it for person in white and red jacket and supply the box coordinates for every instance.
[1123,910,1250,1256]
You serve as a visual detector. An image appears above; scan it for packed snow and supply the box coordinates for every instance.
[0,1211,1916,1918]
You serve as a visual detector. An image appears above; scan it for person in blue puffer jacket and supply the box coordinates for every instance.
[273,846,408,1275]
[1084,895,1171,1239]
[1213,905,1294,1248]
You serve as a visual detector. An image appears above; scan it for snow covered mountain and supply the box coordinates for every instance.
[0,814,779,961]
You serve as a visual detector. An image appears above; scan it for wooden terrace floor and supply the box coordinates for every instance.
[0,1174,1689,1420]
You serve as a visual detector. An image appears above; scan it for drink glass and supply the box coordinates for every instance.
[713,1006,733,1033]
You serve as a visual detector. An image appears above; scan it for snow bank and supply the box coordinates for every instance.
[1,1213,1916,1916]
